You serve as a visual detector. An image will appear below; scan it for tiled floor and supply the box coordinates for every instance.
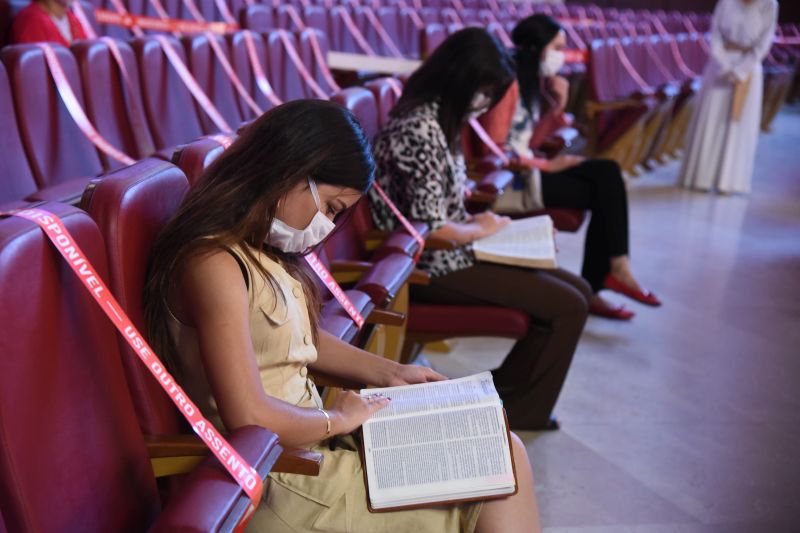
[422,105,800,531]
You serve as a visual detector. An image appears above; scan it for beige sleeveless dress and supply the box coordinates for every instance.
[168,243,482,532]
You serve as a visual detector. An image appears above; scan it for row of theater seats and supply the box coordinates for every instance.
[0,29,346,206]
[0,52,536,530]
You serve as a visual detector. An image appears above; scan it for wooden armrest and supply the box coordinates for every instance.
[409,268,430,286]
[330,260,373,273]
[366,308,406,326]
[466,190,496,204]
[145,434,209,458]
[585,98,643,117]
[364,229,390,240]
[272,447,324,476]
[425,236,457,250]
[309,368,366,390]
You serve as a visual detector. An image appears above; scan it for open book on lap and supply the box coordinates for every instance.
[472,215,557,269]
[360,372,518,512]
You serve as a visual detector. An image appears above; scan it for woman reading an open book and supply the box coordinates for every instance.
[144,100,540,532]
[370,28,589,432]
[475,14,661,320]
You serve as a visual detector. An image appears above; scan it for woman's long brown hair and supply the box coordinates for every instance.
[144,100,375,375]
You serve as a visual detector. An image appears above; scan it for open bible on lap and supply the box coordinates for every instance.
[359,372,518,512]
[472,214,557,269]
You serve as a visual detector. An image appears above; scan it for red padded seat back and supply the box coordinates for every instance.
[172,136,226,184]
[328,6,362,53]
[377,7,404,55]
[0,60,38,203]
[80,159,190,436]
[0,203,159,531]
[421,23,446,58]
[72,38,156,168]
[301,5,329,36]
[297,28,337,95]
[330,86,379,140]
[131,35,205,150]
[364,77,402,128]
[265,29,314,101]
[0,43,104,189]
[181,33,245,132]
[228,30,277,116]
[324,197,372,262]
[239,4,274,31]
[397,8,421,57]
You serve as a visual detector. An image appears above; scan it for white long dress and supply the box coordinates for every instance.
[679,0,778,194]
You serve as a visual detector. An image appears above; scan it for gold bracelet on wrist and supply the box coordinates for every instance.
[318,407,331,437]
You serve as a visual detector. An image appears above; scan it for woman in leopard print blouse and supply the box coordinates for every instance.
[370,28,590,432]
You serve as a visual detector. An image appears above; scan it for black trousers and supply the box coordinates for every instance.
[541,159,630,292]
[411,264,590,429]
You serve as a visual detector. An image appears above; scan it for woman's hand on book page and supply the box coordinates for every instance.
[473,211,511,240]
[384,364,448,387]
[329,390,391,435]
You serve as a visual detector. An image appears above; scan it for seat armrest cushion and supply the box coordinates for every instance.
[151,426,281,532]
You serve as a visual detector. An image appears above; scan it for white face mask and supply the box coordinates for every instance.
[540,49,565,77]
[467,92,492,120]
[267,178,335,254]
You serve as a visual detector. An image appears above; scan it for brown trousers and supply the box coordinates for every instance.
[412,263,590,429]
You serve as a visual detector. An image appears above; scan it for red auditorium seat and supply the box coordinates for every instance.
[80,158,190,436]
[172,136,227,185]
[364,77,402,127]
[228,30,280,113]
[302,5,329,36]
[397,7,422,58]
[0,203,281,531]
[131,35,207,150]
[0,59,39,205]
[239,3,274,31]
[181,32,247,129]
[328,6,364,54]
[421,23,446,58]
[330,86,380,139]
[297,27,339,95]
[1,43,103,202]
[265,29,318,101]
[586,38,655,173]
[72,38,156,167]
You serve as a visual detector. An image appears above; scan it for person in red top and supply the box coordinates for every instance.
[10,0,88,47]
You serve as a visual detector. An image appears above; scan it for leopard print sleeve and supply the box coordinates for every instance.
[370,102,476,278]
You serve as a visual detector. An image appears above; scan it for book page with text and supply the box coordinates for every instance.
[362,403,515,506]
[361,371,499,420]
[472,215,556,267]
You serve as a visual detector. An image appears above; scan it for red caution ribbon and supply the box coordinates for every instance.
[152,34,234,133]
[306,30,341,93]
[362,6,403,58]
[304,253,365,328]
[564,49,588,64]
[275,30,329,99]
[36,43,136,166]
[336,7,377,56]
[71,1,98,38]
[371,183,425,262]
[95,8,236,34]
[242,30,284,107]
[2,208,263,529]
[468,118,510,165]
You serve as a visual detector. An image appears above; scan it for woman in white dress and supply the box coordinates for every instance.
[679,0,778,194]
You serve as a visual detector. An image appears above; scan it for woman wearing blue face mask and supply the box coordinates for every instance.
[144,100,541,532]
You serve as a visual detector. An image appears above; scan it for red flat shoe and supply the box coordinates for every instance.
[589,300,635,320]
[604,274,662,307]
